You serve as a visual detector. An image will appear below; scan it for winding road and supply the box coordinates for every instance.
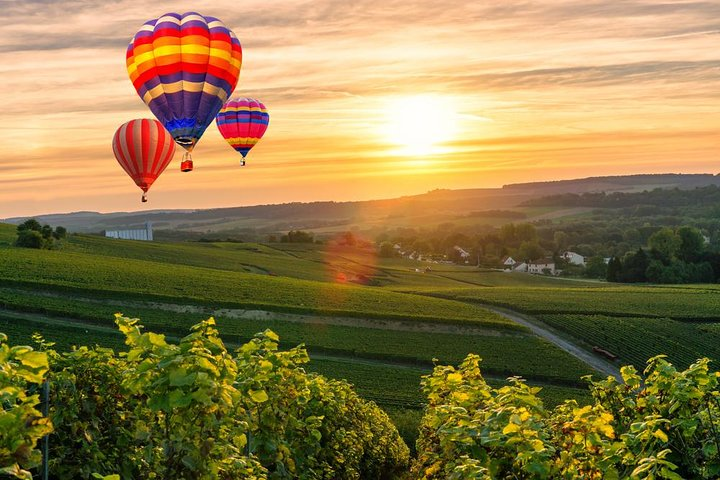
[477,304,622,381]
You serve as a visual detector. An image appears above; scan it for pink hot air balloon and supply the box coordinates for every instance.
[112,119,176,202]
[215,97,269,166]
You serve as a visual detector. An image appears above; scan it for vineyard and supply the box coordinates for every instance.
[416,285,720,320]
[3,316,719,479]
[4,220,720,477]
[0,247,522,329]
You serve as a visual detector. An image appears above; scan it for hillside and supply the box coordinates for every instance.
[4,173,719,237]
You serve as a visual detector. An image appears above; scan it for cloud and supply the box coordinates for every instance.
[0,0,718,217]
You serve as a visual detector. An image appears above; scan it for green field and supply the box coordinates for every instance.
[2,220,719,439]
[416,285,720,320]
[411,285,720,370]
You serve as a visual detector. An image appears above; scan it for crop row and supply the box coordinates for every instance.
[0,287,592,383]
[0,247,525,329]
[536,314,720,370]
[419,286,720,320]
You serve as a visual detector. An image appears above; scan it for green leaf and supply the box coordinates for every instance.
[249,389,269,403]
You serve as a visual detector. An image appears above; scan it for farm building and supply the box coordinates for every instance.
[105,222,153,241]
[512,261,528,272]
[454,246,472,262]
[502,256,518,270]
[527,258,556,275]
[562,251,585,266]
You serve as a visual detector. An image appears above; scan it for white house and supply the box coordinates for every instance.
[454,246,471,263]
[105,222,153,241]
[512,261,528,272]
[527,258,556,275]
[502,256,518,270]
[562,251,585,266]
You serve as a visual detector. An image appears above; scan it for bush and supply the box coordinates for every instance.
[1,316,408,480]
[413,354,720,479]
[14,219,66,250]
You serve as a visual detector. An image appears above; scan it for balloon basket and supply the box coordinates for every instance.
[141,192,148,203]
[180,152,193,172]
[240,159,246,167]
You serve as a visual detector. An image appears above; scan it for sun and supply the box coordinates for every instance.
[384,95,458,156]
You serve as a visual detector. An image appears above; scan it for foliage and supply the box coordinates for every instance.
[413,354,720,479]
[378,241,397,258]
[0,246,517,329]
[0,333,52,479]
[0,316,409,479]
[234,330,410,479]
[281,231,315,244]
[15,220,66,250]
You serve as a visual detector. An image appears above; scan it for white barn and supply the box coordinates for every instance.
[562,251,585,266]
[105,222,153,241]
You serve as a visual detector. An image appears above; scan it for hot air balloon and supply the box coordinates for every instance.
[112,119,176,202]
[126,12,242,172]
[216,97,269,166]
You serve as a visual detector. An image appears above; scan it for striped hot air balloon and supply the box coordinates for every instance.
[126,12,242,172]
[216,97,269,166]
[112,119,176,202]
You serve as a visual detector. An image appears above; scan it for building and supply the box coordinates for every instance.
[502,256,518,270]
[105,222,153,241]
[512,261,528,272]
[562,251,585,266]
[454,246,471,263]
[527,258,556,275]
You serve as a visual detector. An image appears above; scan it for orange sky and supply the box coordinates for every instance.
[1,1,719,218]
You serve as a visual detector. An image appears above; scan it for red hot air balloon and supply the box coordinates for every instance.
[216,97,269,166]
[112,119,176,202]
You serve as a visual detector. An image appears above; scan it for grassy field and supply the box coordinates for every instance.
[416,285,720,320]
[4,220,719,438]
[412,285,720,370]
[0,247,523,329]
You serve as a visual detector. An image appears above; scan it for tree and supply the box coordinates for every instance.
[378,241,396,258]
[677,226,705,263]
[648,228,680,264]
[53,226,67,240]
[584,256,607,279]
[553,231,569,251]
[620,248,649,283]
[16,219,41,232]
[15,219,66,249]
[15,230,45,249]
[517,241,544,261]
[606,256,622,282]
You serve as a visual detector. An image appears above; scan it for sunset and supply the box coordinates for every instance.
[1,1,718,217]
[3,3,720,479]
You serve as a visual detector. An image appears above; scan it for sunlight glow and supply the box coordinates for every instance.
[384,96,458,156]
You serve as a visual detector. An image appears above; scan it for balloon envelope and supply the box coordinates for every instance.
[112,119,176,200]
[216,97,269,161]
[126,12,242,152]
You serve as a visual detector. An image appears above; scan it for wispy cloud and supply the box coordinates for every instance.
[0,0,718,217]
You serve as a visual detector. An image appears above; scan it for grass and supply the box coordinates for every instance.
[0,287,591,383]
[418,285,720,320]
[537,314,720,370]
[0,247,520,329]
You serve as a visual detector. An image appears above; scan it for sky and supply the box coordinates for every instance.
[1,0,718,217]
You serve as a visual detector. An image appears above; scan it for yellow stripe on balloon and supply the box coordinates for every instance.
[225,137,260,144]
[222,107,267,113]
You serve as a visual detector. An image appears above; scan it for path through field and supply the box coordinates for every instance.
[479,304,622,381]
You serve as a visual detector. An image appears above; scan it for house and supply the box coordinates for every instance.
[527,258,556,275]
[454,246,471,263]
[502,256,518,270]
[512,261,528,272]
[562,251,585,266]
[105,222,153,241]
